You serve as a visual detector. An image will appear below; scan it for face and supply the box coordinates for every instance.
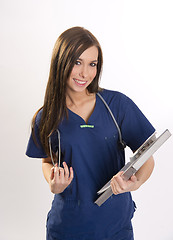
[67,46,98,94]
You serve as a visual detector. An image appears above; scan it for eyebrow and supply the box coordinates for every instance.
[78,58,98,62]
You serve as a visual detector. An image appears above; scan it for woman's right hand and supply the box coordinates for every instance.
[49,162,74,194]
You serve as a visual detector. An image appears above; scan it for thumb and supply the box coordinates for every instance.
[130,174,137,182]
[50,167,54,180]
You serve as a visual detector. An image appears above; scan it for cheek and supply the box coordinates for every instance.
[92,68,97,79]
[70,67,77,78]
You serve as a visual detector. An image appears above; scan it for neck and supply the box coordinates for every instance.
[66,89,90,107]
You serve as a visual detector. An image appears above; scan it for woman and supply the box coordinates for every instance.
[26,26,155,240]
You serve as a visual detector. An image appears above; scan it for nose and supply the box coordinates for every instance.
[79,65,88,79]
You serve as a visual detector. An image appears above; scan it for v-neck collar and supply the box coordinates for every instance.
[67,94,99,124]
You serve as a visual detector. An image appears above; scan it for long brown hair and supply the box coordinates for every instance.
[32,26,103,155]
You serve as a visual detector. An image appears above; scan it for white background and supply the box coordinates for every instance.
[0,0,173,239]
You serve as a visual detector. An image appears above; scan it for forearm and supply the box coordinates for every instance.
[42,158,53,184]
[132,156,155,191]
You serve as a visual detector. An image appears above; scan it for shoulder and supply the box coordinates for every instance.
[34,108,43,127]
[98,88,130,105]
[97,88,140,119]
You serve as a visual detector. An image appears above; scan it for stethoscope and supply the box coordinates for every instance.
[49,92,126,167]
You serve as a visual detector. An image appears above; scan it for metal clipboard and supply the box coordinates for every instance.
[95,129,171,207]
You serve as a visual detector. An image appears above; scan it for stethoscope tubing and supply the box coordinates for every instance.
[49,92,126,167]
[49,129,61,167]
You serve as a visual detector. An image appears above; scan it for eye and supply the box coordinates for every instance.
[75,60,81,65]
[90,62,97,67]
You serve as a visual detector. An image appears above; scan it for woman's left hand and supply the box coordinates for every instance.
[110,171,138,195]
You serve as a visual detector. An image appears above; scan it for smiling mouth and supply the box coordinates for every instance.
[73,78,87,86]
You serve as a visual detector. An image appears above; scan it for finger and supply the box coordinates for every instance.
[111,180,118,195]
[114,174,126,191]
[53,165,61,182]
[63,162,70,180]
[68,167,74,183]
[118,171,124,176]
[130,174,137,183]
[110,180,116,194]
[113,172,127,192]
[111,177,121,194]
[59,167,65,179]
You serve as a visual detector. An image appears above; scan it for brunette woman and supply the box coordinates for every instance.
[26,26,155,240]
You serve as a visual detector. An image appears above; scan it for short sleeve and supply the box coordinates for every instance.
[26,112,48,159]
[121,96,155,152]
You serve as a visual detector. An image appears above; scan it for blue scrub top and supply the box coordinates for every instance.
[26,89,155,240]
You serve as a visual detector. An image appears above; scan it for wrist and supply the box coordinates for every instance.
[50,184,63,194]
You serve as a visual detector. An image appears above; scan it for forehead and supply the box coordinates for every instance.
[79,46,98,61]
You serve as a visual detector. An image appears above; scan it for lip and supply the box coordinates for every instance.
[73,78,87,87]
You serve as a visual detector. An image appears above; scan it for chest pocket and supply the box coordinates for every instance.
[104,132,118,145]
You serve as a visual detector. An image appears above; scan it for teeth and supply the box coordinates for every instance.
[74,79,87,84]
